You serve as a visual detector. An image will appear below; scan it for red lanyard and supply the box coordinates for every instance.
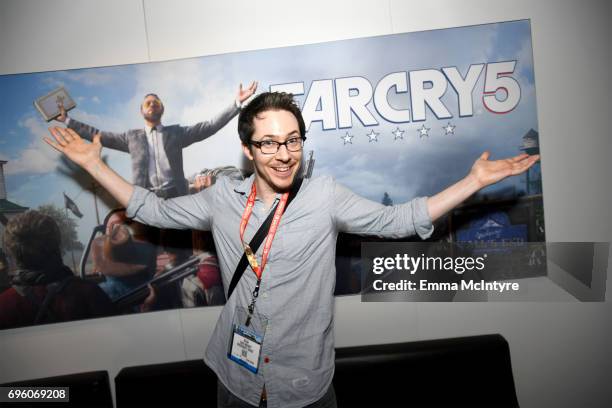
[239,183,289,280]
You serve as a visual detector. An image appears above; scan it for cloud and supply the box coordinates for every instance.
[4,116,61,175]
[123,58,246,174]
[34,58,246,181]
[41,70,115,91]
[41,76,66,89]
[59,70,114,87]
[91,96,101,103]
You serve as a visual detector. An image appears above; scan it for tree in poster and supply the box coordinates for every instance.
[37,204,84,255]
[381,192,393,206]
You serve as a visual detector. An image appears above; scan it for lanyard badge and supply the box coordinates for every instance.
[239,183,288,325]
[228,183,288,373]
[228,306,268,374]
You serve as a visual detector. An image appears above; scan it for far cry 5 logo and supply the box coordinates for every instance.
[271,60,521,144]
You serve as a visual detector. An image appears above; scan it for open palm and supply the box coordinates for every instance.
[470,151,539,188]
[44,127,102,168]
[237,81,258,103]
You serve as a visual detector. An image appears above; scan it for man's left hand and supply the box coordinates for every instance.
[469,151,540,189]
[237,81,258,103]
[427,151,540,222]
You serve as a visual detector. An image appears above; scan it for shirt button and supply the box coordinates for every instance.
[264,357,270,364]
[262,292,268,299]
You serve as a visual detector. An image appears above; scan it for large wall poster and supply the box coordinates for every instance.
[0,19,543,330]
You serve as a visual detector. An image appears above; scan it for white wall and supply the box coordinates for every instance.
[1,1,610,407]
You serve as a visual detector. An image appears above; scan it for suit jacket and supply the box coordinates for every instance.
[68,102,240,196]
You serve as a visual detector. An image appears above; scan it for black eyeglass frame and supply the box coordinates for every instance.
[249,136,306,154]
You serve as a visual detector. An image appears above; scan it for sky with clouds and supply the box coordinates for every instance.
[0,20,540,244]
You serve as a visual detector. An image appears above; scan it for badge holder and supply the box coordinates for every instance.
[228,306,268,374]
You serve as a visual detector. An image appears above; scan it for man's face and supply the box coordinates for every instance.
[242,109,303,194]
[106,211,128,235]
[141,95,164,122]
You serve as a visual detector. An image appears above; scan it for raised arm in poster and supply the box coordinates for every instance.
[44,91,538,407]
[55,81,257,198]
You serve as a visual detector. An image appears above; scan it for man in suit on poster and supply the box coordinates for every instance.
[56,82,257,199]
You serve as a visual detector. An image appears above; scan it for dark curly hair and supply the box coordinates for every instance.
[4,210,63,270]
[238,92,306,145]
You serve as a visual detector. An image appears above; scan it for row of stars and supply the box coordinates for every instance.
[340,122,456,144]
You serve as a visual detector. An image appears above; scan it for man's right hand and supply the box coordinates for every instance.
[56,102,68,123]
[44,127,134,208]
[45,127,102,170]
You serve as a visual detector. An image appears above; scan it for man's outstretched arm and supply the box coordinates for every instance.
[427,151,540,222]
[45,127,213,231]
[56,102,130,152]
[181,81,258,147]
[45,127,134,207]
[332,151,539,239]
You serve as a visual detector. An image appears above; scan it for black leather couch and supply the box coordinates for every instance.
[333,334,519,407]
[1,334,518,407]
[114,333,519,407]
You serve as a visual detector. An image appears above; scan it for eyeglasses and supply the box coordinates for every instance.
[143,100,161,108]
[250,137,304,154]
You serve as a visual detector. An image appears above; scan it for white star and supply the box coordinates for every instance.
[392,127,405,140]
[443,122,456,135]
[367,129,379,142]
[341,131,354,145]
[417,124,430,138]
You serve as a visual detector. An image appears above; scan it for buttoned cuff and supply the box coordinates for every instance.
[126,185,152,219]
[411,196,434,239]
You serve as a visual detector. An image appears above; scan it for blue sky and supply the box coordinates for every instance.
[0,20,539,244]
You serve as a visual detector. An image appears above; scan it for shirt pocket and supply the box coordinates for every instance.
[272,221,327,261]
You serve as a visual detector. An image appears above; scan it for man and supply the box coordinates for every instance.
[59,83,257,262]
[0,211,115,329]
[56,82,257,198]
[92,208,158,303]
[45,92,538,407]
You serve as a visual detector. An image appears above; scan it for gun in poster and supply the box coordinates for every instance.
[113,255,202,311]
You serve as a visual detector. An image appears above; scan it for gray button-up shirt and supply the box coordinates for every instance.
[127,174,433,408]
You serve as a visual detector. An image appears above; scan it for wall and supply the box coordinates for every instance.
[0,1,610,407]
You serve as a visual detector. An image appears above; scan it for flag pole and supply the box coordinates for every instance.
[91,181,101,225]
[64,204,78,273]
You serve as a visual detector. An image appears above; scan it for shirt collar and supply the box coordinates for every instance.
[233,174,283,205]
[145,124,163,134]
[233,173,255,195]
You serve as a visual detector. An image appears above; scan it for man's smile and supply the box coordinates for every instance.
[270,165,293,177]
